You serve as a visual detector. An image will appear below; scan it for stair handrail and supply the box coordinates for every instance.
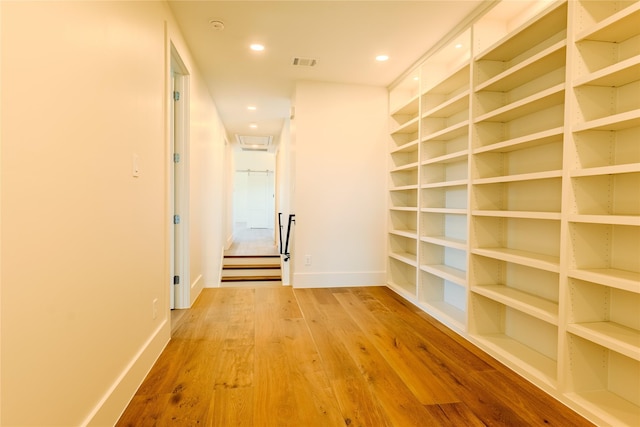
[278,213,284,255]
[283,214,295,262]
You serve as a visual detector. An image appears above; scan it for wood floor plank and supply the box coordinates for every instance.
[361,286,498,371]
[301,290,443,426]
[333,290,460,405]
[295,289,393,427]
[423,402,486,426]
[255,286,303,319]
[278,317,345,426]
[253,338,299,426]
[210,386,254,427]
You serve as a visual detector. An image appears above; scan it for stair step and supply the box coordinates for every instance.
[223,256,281,266]
[222,269,281,277]
[224,255,280,258]
[220,280,282,288]
[223,264,280,269]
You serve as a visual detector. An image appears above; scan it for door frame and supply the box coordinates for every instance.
[169,43,190,310]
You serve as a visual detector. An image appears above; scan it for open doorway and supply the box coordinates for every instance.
[233,150,276,237]
[222,149,280,286]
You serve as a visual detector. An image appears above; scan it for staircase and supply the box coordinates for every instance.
[221,255,282,287]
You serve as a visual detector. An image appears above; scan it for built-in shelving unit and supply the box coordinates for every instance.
[564,1,640,424]
[387,1,640,425]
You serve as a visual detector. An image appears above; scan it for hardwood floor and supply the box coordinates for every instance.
[117,286,594,426]
[225,227,279,256]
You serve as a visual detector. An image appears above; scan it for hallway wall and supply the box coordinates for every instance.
[292,81,388,287]
[0,1,227,425]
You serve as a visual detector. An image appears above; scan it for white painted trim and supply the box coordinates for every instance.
[292,271,386,288]
[191,273,203,290]
[82,320,171,427]
[225,233,234,251]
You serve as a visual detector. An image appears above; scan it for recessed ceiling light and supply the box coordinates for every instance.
[247,106,257,111]
[375,55,389,62]
[455,43,463,49]
[249,123,258,128]
[250,44,265,51]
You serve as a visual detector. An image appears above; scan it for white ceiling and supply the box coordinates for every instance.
[167,1,489,144]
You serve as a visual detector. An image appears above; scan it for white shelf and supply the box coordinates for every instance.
[389,184,418,191]
[421,150,468,166]
[387,280,418,300]
[472,285,558,325]
[391,116,419,135]
[389,229,418,239]
[421,179,468,189]
[422,120,469,142]
[475,1,567,62]
[420,235,467,251]
[573,109,640,132]
[390,95,420,117]
[473,170,562,184]
[390,140,419,155]
[575,2,640,43]
[567,322,640,362]
[573,55,640,88]
[422,90,470,119]
[419,300,466,331]
[474,83,565,123]
[473,210,562,220]
[472,247,560,273]
[566,390,640,427]
[566,333,640,427]
[390,162,419,173]
[389,206,417,213]
[570,163,640,177]
[568,268,640,294]
[476,40,567,92]
[569,215,640,227]
[420,208,467,215]
[389,251,418,267]
[473,127,564,154]
[420,264,466,286]
[421,61,471,96]
[473,333,557,387]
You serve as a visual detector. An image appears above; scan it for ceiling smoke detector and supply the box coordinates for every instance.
[292,57,318,67]
[208,19,225,31]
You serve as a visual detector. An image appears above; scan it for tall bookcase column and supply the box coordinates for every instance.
[564,1,640,425]
[386,0,640,424]
[418,30,472,332]
[388,72,421,299]
[469,0,568,392]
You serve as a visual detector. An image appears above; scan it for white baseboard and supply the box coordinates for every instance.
[83,320,171,426]
[292,271,386,288]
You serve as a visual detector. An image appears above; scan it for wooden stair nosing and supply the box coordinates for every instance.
[223,264,281,270]
[221,275,282,282]
[223,254,280,259]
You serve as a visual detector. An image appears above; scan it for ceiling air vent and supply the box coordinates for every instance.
[292,57,318,67]
[236,135,272,152]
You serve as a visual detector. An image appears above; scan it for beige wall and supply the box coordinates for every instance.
[292,81,388,287]
[0,1,227,425]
